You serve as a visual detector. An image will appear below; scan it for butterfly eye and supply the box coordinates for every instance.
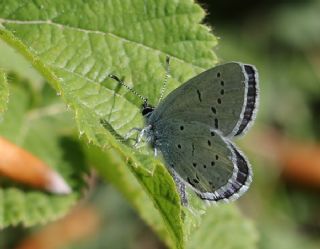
[142,106,154,116]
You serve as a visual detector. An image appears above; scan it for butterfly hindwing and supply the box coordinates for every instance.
[154,120,252,201]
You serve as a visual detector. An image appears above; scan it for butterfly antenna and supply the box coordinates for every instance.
[108,74,148,104]
[158,56,170,104]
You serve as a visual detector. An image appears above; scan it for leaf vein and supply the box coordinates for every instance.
[0,18,205,70]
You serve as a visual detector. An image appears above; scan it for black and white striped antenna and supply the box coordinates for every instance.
[158,56,170,104]
[108,74,148,104]
[109,56,170,105]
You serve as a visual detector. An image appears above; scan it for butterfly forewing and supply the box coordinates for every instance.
[148,62,258,137]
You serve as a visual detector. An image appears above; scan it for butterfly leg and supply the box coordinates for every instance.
[124,127,144,147]
[135,129,145,145]
[133,125,152,147]
[169,169,188,206]
[124,128,142,140]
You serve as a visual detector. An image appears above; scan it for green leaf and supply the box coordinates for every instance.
[0,1,257,248]
[188,205,258,249]
[0,69,9,118]
[0,39,43,84]
[0,75,87,228]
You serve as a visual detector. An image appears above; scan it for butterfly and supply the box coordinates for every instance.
[109,59,258,203]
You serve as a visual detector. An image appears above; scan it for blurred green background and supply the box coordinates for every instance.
[204,1,320,249]
[1,0,320,248]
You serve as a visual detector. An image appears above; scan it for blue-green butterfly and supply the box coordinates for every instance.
[109,61,259,203]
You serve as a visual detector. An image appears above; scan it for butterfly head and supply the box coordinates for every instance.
[141,100,154,118]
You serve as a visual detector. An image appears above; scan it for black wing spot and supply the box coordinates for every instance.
[211,131,215,136]
[211,161,215,166]
[192,143,195,156]
[192,162,197,167]
[217,98,222,104]
[209,181,215,188]
[180,125,184,131]
[193,178,199,184]
[217,72,221,77]
[196,89,202,102]
[208,140,211,146]
[214,118,219,129]
[220,89,224,95]
[177,144,182,149]
[170,163,174,168]
[203,164,207,169]
[211,106,217,114]
[187,177,196,187]
[215,155,219,160]
[220,80,224,86]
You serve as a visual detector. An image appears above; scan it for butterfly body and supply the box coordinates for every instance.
[141,62,259,202]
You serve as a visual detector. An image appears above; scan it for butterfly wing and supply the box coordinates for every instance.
[148,62,258,137]
[154,120,252,201]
